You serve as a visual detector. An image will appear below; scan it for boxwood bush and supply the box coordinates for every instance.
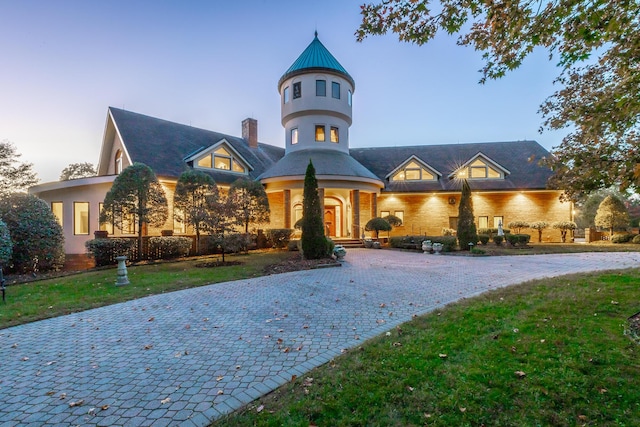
[478,234,490,245]
[148,236,191,259]
[85,238,136,266]
[611,233,633,243]
[389,235,457,252]
[493,235,504,245]
[632,235,640,244]
[266,228,294,249]
[478,228,510,237]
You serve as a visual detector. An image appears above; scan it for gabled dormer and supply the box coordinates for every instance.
[449,152,509,180]
[386,155,441,182]
[185,139,253,175]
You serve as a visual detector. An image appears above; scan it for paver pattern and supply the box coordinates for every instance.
[2,249,639,426]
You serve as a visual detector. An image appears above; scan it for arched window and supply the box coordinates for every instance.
[115,150,123,174]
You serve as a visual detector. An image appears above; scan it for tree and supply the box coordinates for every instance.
[457,180,477,251]
[0,218,12,266]
[100,163,168,258]
[173,170,218,255]
[0,193,64,272]
[365,217,392,239]
[204,193,239,263]
[59,162,96,180]
[301,160,329,259]
[508,221,530,234]
[228,177,270,234]
[552,221,577,243]
[0,140,39,197]
[357,1,640,200]
[529,221,549,243]
[594,195,629,237]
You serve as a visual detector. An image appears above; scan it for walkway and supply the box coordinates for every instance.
[1,250,639,426]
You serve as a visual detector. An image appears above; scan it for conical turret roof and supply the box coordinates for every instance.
[278,32,355,89]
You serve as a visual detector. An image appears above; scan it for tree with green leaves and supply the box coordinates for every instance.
[301,160,329,259]
[594,195,629,237]
[173,170,218,255]
[228,177,270,234]
[204,193,239,263]
[100,163,168,258]
[0,218,13,266]
[59,162,96,180]
[529,221,549,243]
[365,217,392,239]
[0,139,39,197]
[552,220,577,243]
[357,1,640,200]
[457,180,477,251]
[508,221,530,234]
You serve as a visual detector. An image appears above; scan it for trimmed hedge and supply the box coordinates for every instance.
[493,235,504,245]
[611,233,633,243]
[389,235,457,252]
[148,236,191,259]
[478,228,510,237]
[632,235,640,244]
[85,238,136,266]
[266,228,294,249]
[478,234,490,245]
[506,233,531,246]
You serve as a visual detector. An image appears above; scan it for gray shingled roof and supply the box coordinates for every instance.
[350,141,553,192]
[257,149,381,182]
[109,107,284,185]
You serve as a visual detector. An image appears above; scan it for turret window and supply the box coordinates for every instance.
[283,86,290,103]
[348,90,352,106]
[332,82,340,99]
[316,80,326,96]
[293,82,301,99]
[291,128,299,145]
[315,125,325,142]
[330,127,339,143]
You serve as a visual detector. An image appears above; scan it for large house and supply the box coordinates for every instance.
[30,33,572,257]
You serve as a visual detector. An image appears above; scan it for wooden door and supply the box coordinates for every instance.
[324,208,336,237]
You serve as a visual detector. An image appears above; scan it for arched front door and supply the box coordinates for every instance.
[324,208,335,237]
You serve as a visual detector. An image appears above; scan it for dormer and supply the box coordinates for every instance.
[185,139,253,175]
[449,152,509,180]
[387,156,441,182]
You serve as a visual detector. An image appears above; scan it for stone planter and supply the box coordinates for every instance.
[432,243,443,254]
[364,238,373,248]
[422,240,432,254]
[333,245,347,260]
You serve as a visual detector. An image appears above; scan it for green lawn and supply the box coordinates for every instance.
[0,250,291,329]
[214,268,640,427]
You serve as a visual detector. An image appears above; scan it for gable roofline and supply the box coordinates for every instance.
[183,138,255,171]
[96,107,133,175]
[447,151,511,179]
[384,154,442,180]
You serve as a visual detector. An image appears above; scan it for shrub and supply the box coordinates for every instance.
[632,235,640,244]
[508,221,530,234]
[389,235,457,252]
[529,221,549,243]
[442,228,455,236]
[365,217,391,239]
[0,219,12,265]
[148,236,191,259]
[221,233,252,254]
[457,180,477,251]
[506,234,519,246]
[266,228,294,249]
[478,234,490,245]
[471,247,485,255]
[477,228,493,236]
[611,233,633,243]
[0,193,65,272]
[493,235,504,245]
[517,234,531,245]
[552,221,577,243]
[85,238,136,266]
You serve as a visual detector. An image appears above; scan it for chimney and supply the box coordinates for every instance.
[242,118,258,148]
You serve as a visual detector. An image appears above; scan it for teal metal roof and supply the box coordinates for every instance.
[278,32,355,89]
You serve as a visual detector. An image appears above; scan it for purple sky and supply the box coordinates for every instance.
[0,0,565,183]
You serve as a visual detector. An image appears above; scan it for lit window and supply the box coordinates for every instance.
[197,155,212,168]
[380,210,390,218]
[316,80,326,96]
[348,90,352,106]
[121,213,136,235]
[478,216,489,229]
[73,202,89,235]
[215,156,231,170]
[332,82,340,99]
[315,125,325,142]
[196,145,247,173]
[294,204,303,222]
[493,216,504,228]
[460,158,502,179]
[330,127,339,143]
[394,211,404,224]
[99,202,113,234]
[232,161,245,173]
[291,128,299,145]
[173,208,186,234]
[283,86,290,103]
[115,150,123,174]
[293,82,301,99]
[51,202,63,227]
[391,161,436,181]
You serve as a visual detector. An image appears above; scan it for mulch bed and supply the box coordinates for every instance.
[262,252,339,275]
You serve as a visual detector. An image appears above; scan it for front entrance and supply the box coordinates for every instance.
[324,207,336,237]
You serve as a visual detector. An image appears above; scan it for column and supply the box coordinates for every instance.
[284,189,291,229]
[352,189,360,238]
[371,193,377,218]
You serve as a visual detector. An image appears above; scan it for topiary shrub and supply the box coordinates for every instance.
[611,233,633,243]
[365,217,391,239]
[529,221,549,243]
[552,221,577,243]
[148,236,191,259]
[493,235,504,245]
[506,234,519,246]
[457,180,477,251]
[478,234,490,245]
[508,221,530,234]
[632,235,640,244]
[85,238,136,266]
[266,229,294,249]
[0,193,64,272]
[517,233,531,245]
[0,218,12,265]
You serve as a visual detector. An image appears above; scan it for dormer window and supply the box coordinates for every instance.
[454,155,507,180]
[390,160,438,182]
[193,144,249,174]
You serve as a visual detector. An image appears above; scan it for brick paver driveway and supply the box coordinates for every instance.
[2,249,639,426]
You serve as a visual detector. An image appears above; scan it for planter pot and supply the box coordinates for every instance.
[432,243,443,254]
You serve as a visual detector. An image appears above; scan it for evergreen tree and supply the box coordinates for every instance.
[301,160,328,259]
[173,170,218,255]
[595,195,629,237]
[0,140,39,197]
[228,177,270,234]
[457,180,477,251]
[100,163,168,258]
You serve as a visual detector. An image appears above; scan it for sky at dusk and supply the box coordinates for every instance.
[0,0,567,183]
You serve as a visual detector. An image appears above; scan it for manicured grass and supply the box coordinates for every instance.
[472,241,640,256]
[0,250,291,329]
[214,268,640,426]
